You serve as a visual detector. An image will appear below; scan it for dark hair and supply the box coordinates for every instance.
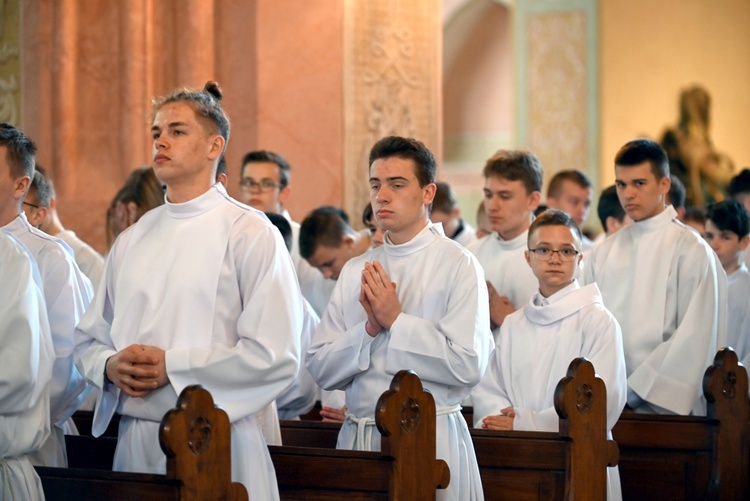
[728,168,750,198]
[614,138,670,179]
[312,205,350,225]
[241,150,291,188]
[107,167,165,247]
[34,164,56,198]
[546,170,592,199]
[527,209,583,246]
[299,208,353,259]
[483,150,543,194]
[432,182,458,214]
[683,206,707,227]
[362,203,374,228]
[152,81,230,151]
[668,174,686,209]
[0,122,37,179]
[369,136,436,187]
[707,200,750,239]
[597,185,626,230]
[265,212,293,252]
[27,169,51,208]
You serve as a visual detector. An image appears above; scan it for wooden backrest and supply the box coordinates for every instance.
[272,370,448,500]
[613,348,750,501]
[38,385,247,501]
[376,370,451,499]
[703,347,750,500]
[159,385,248,501]
[554,357,619,501]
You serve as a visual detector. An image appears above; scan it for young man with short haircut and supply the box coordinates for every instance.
[545,169,594,250]
[299,208,372,280]
[596,185,630,240]
[583,139,726,415]
[705,200,750,370]
[75,83,302,500]
[468,150,543,331]
[239,150,334,316]
[307,136,493,501]
[1,123,92,468]
[430,181,477,247]
[728,168,750,266]
[473,209,626,500]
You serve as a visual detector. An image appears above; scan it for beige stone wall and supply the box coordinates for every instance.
[600,0,750,187]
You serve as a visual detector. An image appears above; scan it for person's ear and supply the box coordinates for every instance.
[208,135,225,160]
[740,234,750,251]
[528,191,542,211]
[343,235,356,249]
[13,176,31,200]
[278,185,292,205]
[216,172,228,187]
[423,183,436,206]
[524,249,531,267]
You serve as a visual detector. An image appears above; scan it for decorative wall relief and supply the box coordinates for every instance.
[343,0,440,224]
[0,0,22,125]
[515,0,598,190]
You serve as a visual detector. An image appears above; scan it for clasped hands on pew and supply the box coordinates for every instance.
[105,344,168,397]
[481,407,516,431]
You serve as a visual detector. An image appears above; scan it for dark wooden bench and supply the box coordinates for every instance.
[270,369,449,499]
[281,358,618,501]
[61,370,449,500]
[36,385,248,501]
[612,347,749,501]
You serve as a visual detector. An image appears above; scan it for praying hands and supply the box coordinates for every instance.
[359,261,401,337]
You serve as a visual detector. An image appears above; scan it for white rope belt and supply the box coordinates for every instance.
[345,404,462,452]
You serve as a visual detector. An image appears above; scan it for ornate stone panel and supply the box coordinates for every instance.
[343,0,441,224]
[0,0,22,125]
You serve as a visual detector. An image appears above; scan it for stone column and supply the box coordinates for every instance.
[343,0,442,224]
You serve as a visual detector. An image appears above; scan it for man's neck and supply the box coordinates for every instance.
[498,218,531,241]
[41,211,65,235]
[724,259,741,276]
[165,182,213,204]
[0,203,21,228]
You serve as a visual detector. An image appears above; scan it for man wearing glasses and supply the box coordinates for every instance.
[472,209,627,500]
[239,150,334,317]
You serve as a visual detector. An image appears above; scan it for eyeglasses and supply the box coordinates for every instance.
[528,247,581,262]
[22,201,41,209]
[239,177,283,191]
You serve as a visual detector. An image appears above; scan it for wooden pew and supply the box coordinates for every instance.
[36,385,247,501]
[612,348,750,501]
[270,369,450,499]
[61,371,449,500]
[281,358,618,501]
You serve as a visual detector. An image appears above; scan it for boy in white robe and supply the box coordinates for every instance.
[728,168,750,267]
[472,209,627,501]
[583,138,726,416]
[299,207,374,421]
[0,123,92,468]
[238,149,335,317]
[74,82,302,501]
[545,170,595,250]
[467,149,543,333]
[307,136,494,501]
[0,230,55,500]
[705,200,750,370]
[430,181,477,247]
